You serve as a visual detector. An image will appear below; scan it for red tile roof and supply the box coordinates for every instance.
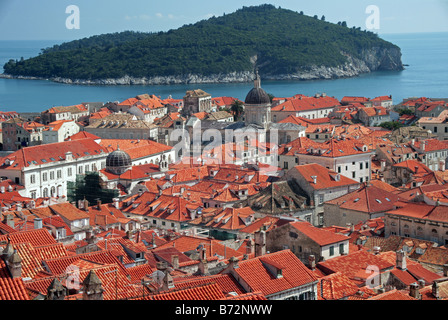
[231,250,318,297]
[272,95,340,112]
[0,259,29,300]
[291,164,360,190]
[0,138,107,170]
[0,228,57,247]
[325,183,399,214]
[99,139,172,160]
[156,236,241,260]
[290,221,349,246]
[317,250,394,281]
[317,272,363,300]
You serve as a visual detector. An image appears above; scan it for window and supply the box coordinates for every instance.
[329,246,335,256]
[360,162,363,170]
[68,168,72,176]
[50,171,54,180]
[318,194,324,205]
[30,175,36,184]
[352,171,356,178]
[57,170,62,179]
[339,243,345,255]
[338,166,341,173]
[298,291,315,300]
[42,172,48,182]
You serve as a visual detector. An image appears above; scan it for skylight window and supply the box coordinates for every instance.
[385,198,391,202]
[50,157,56,161]
[354,198,360,202]
[376,199,382,203]
[41,159,47,163]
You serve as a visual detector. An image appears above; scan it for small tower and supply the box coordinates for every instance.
[254,228,267,257]
[82,270,104,300]
[46,278,67,301]
[396,250,407,271]
[7,249,22,279]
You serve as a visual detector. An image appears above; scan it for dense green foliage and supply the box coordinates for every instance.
[379,121,404,131]
[67,172,119,205]
[4,4,399,80]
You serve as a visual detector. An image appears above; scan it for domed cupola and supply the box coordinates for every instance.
[244,70,271,106]
[106,145,132,175]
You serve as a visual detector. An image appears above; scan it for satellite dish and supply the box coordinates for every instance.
[151,270,165,287]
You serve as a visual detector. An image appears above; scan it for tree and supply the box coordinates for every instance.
[379,121,403,131]
[321,15,326,21]
[341,21,347,27]
[67,172,119,204]
[231,100,244,121]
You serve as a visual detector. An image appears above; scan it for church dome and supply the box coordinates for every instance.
[245,87,271,105]
[244,70,271,105]
[106,148,132,175]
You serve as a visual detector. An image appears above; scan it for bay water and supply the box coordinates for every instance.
[0,32,447,113]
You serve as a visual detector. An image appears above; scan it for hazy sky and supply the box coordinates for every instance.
[1,0,448,40]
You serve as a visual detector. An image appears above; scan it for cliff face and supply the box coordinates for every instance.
[263,47,404,81]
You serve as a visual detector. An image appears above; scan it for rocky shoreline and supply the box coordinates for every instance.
[0,49,404,86]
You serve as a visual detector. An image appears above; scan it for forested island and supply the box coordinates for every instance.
[2,4,404,85]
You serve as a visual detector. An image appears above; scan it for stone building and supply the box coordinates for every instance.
[182,89,213,117]
[266,221,350,265]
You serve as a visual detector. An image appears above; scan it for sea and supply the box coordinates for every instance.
[0,32,448,113]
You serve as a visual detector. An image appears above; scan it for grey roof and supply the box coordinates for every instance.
[270,122,306,131]
[245,87,271,105]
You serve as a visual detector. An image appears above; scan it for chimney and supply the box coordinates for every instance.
[34,218,43,230]
[443,264,448,277]
[373,246,381,255]
[0,186,4,194]
[197,258,209,276]
[308,255,316,271]
[418,279,426,289]
[7,249,22,279]
[432,281,440,299]
[171,255,179,269]
[396,250,407,271]
[311,176,317,184]
[162,271,175,291]
[83,199,89,212]
[112,198,120,210]
[254,229,266,257]
[228,256,239,270]
[46,278,67,301]
[16,203,22,211]
[4,214,14,229]
[409,282,421,300]
[246,238,254,255]
[82,270,104,300]
[86,230,95,245]
[96,199,102,210]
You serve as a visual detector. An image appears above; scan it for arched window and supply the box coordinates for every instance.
[43,188,48,198]
[431,229,439,242]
